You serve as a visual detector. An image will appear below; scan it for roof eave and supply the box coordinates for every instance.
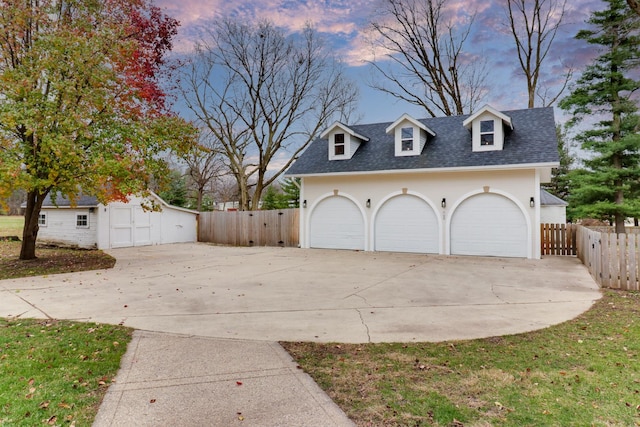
[286,162,559,178]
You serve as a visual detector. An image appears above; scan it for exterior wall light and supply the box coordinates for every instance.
[530,197,535,208]
[441,198,446,208]
[366,199,371,208]
[303,200,307,208]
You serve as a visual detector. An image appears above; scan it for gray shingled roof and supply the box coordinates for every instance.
[40,193,99,208]
[287,107,559,176]
[540,189,568,206]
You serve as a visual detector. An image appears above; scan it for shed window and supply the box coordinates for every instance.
[38,213,47,227]
[334,133,345,155]
[480,120,494,146]
[76,214,89,228]
[401,127,413,151]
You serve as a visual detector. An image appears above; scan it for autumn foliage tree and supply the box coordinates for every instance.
[0,0,193,259]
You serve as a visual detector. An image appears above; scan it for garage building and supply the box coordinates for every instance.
[33,192,197,249]
[287,105,559,259]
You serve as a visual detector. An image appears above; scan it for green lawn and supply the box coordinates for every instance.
[283,290,640,427]
[0,215,24,237]
[0,319,132,426]
[0,216,128,426]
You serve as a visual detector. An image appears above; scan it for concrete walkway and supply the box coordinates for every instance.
[93,331,352,427]
[0,244,601,426]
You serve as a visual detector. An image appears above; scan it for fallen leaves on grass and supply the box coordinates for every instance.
[0,241,115,279]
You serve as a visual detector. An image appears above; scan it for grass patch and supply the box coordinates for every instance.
[0,318,132,426]
[283,290,640,427]
[0,241,115,280]
[0,215,24,237]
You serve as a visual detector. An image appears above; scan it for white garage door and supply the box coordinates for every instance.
[375,195,439,253]
[309,196,364,250]
[110,206,151,248]
[450,194,528,257]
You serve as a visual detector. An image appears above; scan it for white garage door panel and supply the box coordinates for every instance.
[375,196,438,253]
[310,197,364,250]
[451,194,527,258]
[110,207,134,248]
[134,207,151,246]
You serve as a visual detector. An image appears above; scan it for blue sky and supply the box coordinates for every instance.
[156,0,603,125]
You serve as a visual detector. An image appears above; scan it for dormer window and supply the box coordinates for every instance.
[386,114,435,157]
[463,105,513,152]
[401,127,413,151]
[480,120,494,146]
[334,133,345,155]
[322,121,369,161]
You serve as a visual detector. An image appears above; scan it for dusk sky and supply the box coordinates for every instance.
[156,0,604,122]
[155,0,605,168]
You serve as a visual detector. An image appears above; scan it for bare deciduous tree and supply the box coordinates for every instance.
[181,19,358,210]
[368,0,488,117]
[506,0,572,108]
[182,131,226,212]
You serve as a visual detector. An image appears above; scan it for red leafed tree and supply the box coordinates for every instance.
[0,0,195,260]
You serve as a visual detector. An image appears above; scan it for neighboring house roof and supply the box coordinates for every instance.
[287,106,558,176]
[540,189,568,206]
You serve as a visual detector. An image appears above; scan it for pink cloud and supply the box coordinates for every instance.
[159,0,613,121]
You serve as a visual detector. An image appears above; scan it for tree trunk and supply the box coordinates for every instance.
[237,173,250,211]
[20,190,47,260]
[196,186,204,212]
[614,185,625,234]
[251,175,264,211]
[614,212,626,234]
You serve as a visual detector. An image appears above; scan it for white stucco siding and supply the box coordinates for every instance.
[540,206,567,224]
[38,209,98,248]
[300,169,540,258]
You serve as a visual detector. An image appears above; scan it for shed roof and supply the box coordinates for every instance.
[31,191,198,214]
[540,189,568,206]
[39,194,99,208]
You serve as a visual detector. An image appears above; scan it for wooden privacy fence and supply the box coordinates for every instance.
[576,225,640,291]
[540,223,577,255]
[198,209,299,247]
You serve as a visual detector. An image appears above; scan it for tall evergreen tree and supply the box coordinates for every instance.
[281,178,301,208]
[559,0,640,233]
[544,125,574,201]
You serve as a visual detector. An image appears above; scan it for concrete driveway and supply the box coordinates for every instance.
[0,243,600,343]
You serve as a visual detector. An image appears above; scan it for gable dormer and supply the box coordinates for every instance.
[463,105,513,152]
[321,121,369,161]
[385,114,435,157]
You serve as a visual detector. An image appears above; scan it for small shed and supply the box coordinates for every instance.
[540,189,568,224]
[34,192,198,249]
